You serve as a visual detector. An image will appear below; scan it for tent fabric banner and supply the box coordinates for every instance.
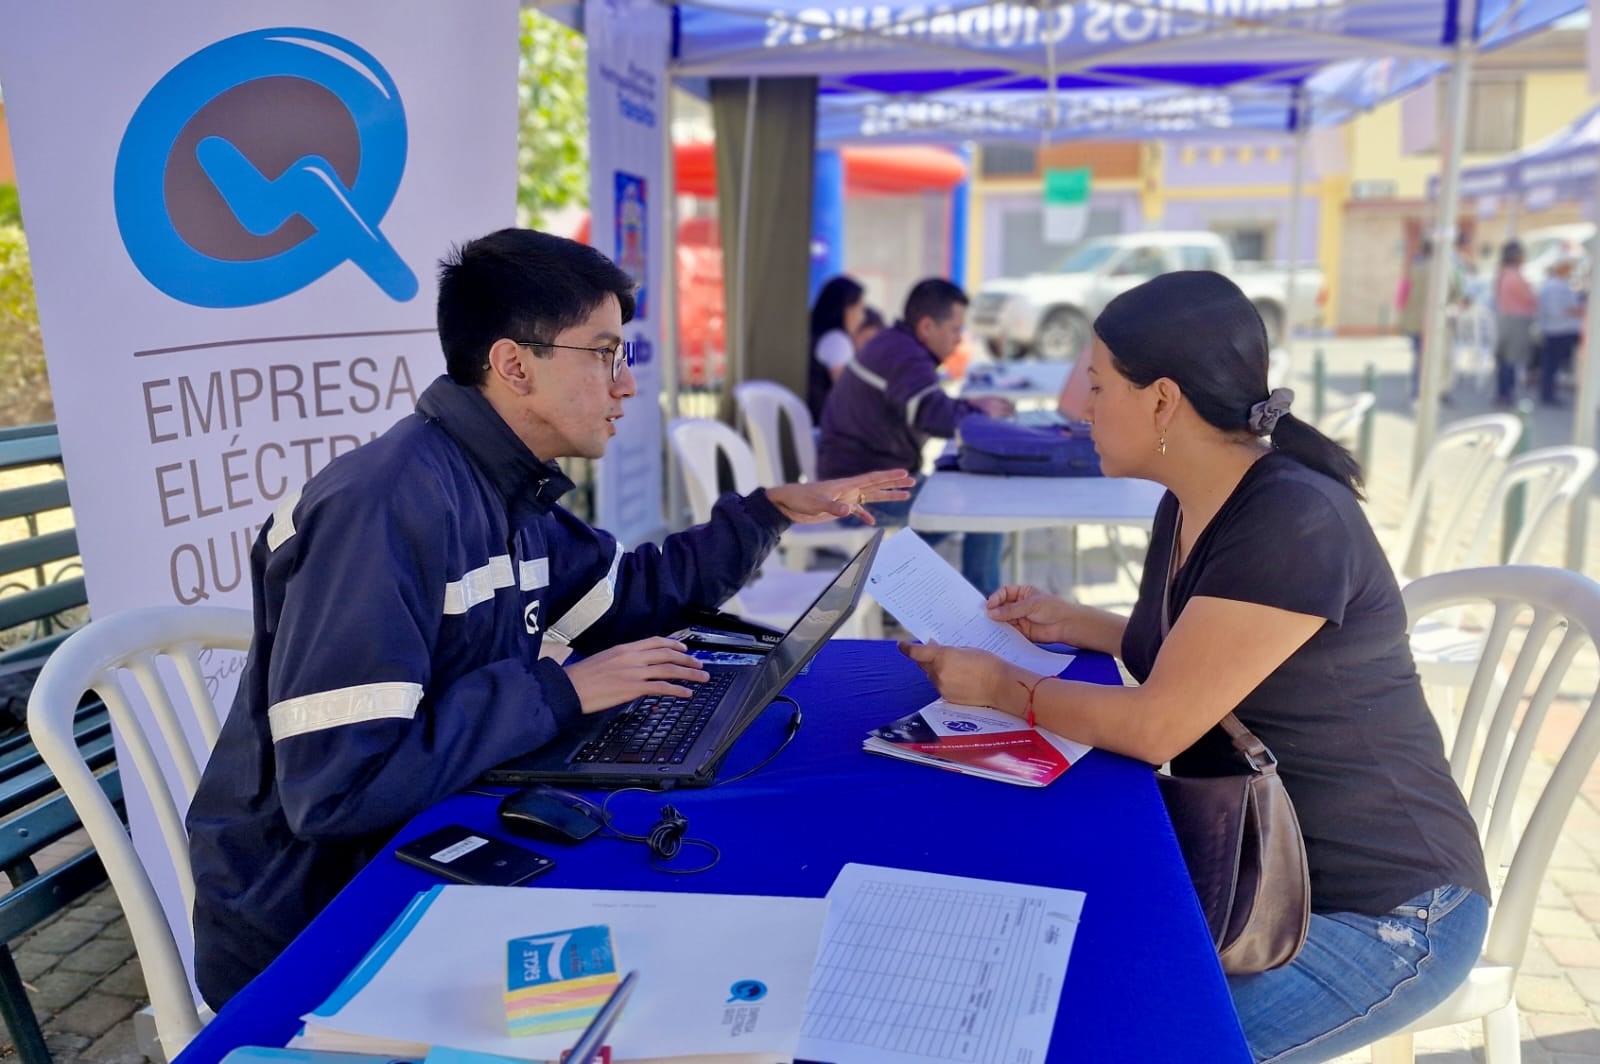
[673,0,1581,91]
[587,0,671,546]
[0,0,519,983]
[1439,104,1600,210]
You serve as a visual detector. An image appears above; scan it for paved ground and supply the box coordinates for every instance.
[4,333,1600,1062]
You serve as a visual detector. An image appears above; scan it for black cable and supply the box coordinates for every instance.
[595,695,805,875]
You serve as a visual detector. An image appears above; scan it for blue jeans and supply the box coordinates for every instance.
[842,478,1005,597]
[1228,885,1488,1062]
[1539,333,1579,404]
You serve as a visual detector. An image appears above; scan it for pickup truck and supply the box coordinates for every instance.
[969,231,1324,360]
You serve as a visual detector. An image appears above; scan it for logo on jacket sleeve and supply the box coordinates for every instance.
[524,600,541,636]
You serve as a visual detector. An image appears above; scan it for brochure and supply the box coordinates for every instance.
[863,699,1093,787]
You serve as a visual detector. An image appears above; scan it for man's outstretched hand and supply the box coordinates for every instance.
[765,469,915,525]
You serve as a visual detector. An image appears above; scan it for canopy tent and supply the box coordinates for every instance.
[671,0,1570,92]
[812,56,1444,144]
[1441,102,1600,210]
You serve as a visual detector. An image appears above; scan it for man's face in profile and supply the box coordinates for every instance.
[917,303,967,362]
[519,294,635,460]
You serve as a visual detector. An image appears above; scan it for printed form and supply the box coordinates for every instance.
[867,530,1076,677]
[798,863,1085,1064]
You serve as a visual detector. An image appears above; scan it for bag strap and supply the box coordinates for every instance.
[1161,511,1276,773]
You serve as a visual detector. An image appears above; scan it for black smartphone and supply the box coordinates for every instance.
[393,825,556,886]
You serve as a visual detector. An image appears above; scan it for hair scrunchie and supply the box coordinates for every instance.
[1248,387,1294,436]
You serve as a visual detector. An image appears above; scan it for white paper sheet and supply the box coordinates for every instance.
[866,530,1076,676]
[294,885,826,1062]
[798,864,1085,1064]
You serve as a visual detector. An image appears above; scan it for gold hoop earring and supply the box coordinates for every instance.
[1158,431,1168,456]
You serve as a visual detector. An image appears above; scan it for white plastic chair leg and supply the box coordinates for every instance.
[1482,1000,1520,1064]
[1369,1031,1415,1064]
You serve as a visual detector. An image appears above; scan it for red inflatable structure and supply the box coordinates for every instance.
[575,142,966,385]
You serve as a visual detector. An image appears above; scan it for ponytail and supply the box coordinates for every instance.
[1268,414,1365,498]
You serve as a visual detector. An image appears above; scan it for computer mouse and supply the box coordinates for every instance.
[497,785,604,845]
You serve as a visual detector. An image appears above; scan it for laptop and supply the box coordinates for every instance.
[483,528,884,790]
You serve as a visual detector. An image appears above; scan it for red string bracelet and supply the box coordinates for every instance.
[1015,676,1047,729]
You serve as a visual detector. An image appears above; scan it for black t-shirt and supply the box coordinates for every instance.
[1122,452,1490,915]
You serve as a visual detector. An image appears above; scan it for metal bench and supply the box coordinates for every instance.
[0,423,118,1064]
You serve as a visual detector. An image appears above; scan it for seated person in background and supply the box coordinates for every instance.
[186,229,912,1008]
[818,278,1014,595]
[904,271,1488,1062]
[853,304,885,351]
[807,274,866,421]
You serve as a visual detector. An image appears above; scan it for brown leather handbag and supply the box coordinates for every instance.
[1156,519,1311,975]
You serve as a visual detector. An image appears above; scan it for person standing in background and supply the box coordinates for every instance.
[1494,241,1538,407]
[807,275,867,421]
[1536,256,1585,407]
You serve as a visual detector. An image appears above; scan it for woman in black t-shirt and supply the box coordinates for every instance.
[902,271,1489,1062]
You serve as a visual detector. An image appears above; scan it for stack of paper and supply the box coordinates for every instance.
[293,886,826,1062]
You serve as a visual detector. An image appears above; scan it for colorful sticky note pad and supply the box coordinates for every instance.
[505,924,620,1037]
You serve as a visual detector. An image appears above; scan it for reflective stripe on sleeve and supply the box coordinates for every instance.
[442,555,515,615]
[265,488,303,551]
[905,382,942,427]
[544,543,623,646]
[844,358,889,391]
[268,681,424,743]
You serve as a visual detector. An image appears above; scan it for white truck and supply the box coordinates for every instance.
[969,231,1325,360]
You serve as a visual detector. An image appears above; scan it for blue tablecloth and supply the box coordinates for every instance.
[178,640,1249,1063]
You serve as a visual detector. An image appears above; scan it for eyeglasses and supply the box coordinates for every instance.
[514,339,637,382]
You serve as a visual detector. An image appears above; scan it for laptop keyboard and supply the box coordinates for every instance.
[571,669,738,766]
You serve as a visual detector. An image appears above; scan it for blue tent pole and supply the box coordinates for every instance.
[949,143,971,286]
[1282,89,1308,360]
[810,148,845,301]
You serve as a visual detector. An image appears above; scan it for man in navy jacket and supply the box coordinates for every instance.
[817,278,1010,594]
[186,229,911,1006]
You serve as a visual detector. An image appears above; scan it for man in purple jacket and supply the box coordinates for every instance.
[817,278,1013,594]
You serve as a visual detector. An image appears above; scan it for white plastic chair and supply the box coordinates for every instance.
[1371,566,1600,1064]
[1410,446,1599,690]
[1390,414,1522,581]
[666,418,876,637]
[25,606,253,1060]
[1316,391,1376,450]
[732,381,876,571]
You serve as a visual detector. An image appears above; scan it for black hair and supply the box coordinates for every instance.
[436,228,636,386]
[902,278,968,331]
[1093,271,1363,496]
[1500,240,1524,267]
[859,305,885,331]
[810,275,865,353]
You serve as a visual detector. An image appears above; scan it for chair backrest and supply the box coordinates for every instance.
[667,417,761,525]
[1393,413,1521,579]
[1315,391,1375,448]
[1459,445,1599,568]
[733,381,817,486]
[26,606,254,1058]
[1402,566,1600,972]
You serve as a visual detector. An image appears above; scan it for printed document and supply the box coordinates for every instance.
[867,530,1076,676]
[798,863,1085,1064]
[293,885,825,1062]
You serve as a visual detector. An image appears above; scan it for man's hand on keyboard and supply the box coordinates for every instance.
[566,637,709,714]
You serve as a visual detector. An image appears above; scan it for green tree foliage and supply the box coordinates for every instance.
[0,183,21,228]
[518,10,589,228]
[0,226,53,424]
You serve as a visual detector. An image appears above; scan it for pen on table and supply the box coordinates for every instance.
[565,969,638,1064]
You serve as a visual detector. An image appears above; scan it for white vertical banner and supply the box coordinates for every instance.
[0,0,518,981]
[587,0,669,545]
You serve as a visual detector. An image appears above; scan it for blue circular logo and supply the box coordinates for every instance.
[944,720,980,732]
[114,27,417,308]
[727,979,767,1003]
